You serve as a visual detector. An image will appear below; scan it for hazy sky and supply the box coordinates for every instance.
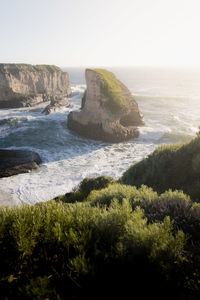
[1,0,200,67]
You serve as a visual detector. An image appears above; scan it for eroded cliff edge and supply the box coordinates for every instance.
[0,64,71,108]
[67,69,144,142]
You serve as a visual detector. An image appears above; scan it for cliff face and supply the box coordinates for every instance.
[0,64,71,108]
[67,69,144,142]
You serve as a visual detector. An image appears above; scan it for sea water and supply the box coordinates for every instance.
[0,67,200,205]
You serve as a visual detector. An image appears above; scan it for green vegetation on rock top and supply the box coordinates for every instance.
[89,68,127,113]
[0,63,61,73]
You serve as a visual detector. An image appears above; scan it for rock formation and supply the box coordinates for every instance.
[42,95,70,115]
[0,149,42,177]
[67,69,144,142]
[0,64,71,108]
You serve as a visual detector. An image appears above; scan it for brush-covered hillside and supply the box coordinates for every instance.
[121,133,200,201]
[1,175,200,299]
[1,134,200,299]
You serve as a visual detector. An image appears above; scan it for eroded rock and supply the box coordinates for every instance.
[0,149,42,177]
[42,95,70,115]
[67,69,144,142]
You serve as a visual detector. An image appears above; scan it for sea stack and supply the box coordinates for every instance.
[0,64,71,109]
[67,69,144,142]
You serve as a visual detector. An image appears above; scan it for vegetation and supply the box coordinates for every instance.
[54,176,116,203]
[0,63,61,73]
[89,68,127,113]
[121,135,200,201]
[2,131,200,299]
[1,176,200,299]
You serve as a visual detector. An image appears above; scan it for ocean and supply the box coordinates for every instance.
[0,67,200,205]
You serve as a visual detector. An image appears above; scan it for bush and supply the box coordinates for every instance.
[55,176,116,204]
[88,183,157,207]
[87,184,200,247]
[0,199,189,299]
[121,136,200,201]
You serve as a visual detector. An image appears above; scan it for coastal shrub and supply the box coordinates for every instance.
[0,200,190,299]
[55,176,115,203]
[87,184,200,246]
[139,190,200,244]
[121,135,200,201]
[88,183,158,207]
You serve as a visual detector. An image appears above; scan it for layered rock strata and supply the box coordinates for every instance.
[67,69,144,142]
[0,64,71,108]
[0,149,42,177]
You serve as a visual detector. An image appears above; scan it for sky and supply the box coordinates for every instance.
[1,0,200,68]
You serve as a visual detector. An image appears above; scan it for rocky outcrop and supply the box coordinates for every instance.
[0,149,42,177]
[0,64,71,108]
[67,69,144,142]
[42,95,70,115]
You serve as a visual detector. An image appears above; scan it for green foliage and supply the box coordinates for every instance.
[23,276,53,300]
[55,176,116,203]
[89,68,127,113]
[0,197,189,299]
[121,136,200,201]
[88,183,158,207]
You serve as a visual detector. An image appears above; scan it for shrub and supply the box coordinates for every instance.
[121,135,200,201]
[0,199,189,299]
[55,176,115,204]
[88,183,157,207]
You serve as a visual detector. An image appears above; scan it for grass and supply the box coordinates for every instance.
[0,64,61,73]
[89,69,127,113]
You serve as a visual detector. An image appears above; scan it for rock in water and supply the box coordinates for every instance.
[67,69,145,142]
[0,149,42,177]
[42,95,70,115]
[0,64,71,108]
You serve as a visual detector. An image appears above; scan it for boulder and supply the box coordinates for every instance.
[67,69,144,142]
[0,149,42,177]
[42,95,70,115]
[0,64,71,108]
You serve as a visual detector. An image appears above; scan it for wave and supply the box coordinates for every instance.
[0,80,200,205]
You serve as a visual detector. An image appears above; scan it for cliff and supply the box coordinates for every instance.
[0,64,71,108]
[67,69,144,142]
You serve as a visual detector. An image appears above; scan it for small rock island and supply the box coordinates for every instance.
[0,149,42,178]
[0,64,71,109]
[67,68,145,142]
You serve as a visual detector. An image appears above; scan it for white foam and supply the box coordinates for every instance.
[0,77,200,205]
[0,141,156,204]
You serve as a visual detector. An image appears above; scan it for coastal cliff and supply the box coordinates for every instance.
[0,64,71,108]
[67,69,144,142]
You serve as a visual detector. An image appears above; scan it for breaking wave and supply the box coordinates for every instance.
[0,68,200,204]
